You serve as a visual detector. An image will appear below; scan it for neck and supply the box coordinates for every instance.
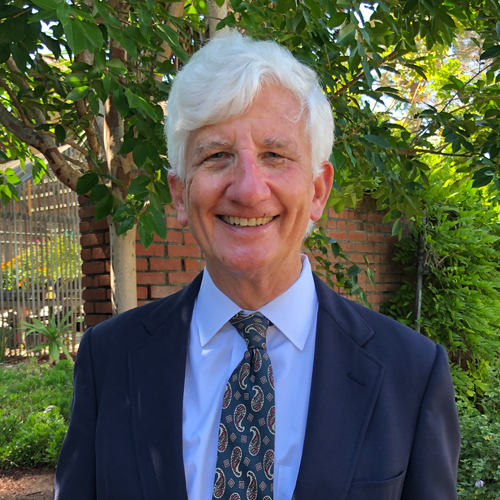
[206,256,303,310]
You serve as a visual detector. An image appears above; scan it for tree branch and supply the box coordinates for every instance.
[397,148,476,158]
[0,77,31,127]
[331,50,400,100]
[0,101,82,191]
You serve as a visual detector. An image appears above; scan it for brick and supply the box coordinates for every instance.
[150,258,182,271]
[82,276,93,287]
[347,221,356,231]
[92,246,110,260]
[165,204,176,214]
[85,315,110,327]
[326,231,347,242]
[99,274,110,287]
[105,261,110,272]
[136,243,165,257]
[168,272,197,284]
[81,233,104,247]
[90,219,109,230]
[79,205,95,219]
[151,285,182,298]
[348,232,366,242]
[153,232,167,243]
[84,303,94,313]
[355,222,365,231]
[368,233,385,243]
[82,261,105,275]
[183,232,198,245]
[352,243,374,253]
[166,230,182,243]
[136,258,148,271]
[81,248,92,261]
[95,302,113,314]
[365,223,375,232]
[385,235,398,244]
[105,232,110,243]
[168,245,201,258]
[336,220,346,230]
[367,212,383,222]
[137,272,165,285]
[83,288,107,301]
[326,219,337,229]
[78,195,89,205]
[185,259,203,272]
[138,300,154,306]
[137,287,148,299]
[106,289,111,299]
[80,221,90,233]
[166,216,184,229]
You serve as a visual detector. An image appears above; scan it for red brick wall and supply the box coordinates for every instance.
[79,195,408,328]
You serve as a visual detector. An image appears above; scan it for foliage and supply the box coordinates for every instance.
[1,232,80,291]
[0,358,73,468]
[0,327,13,363]
[457,363,500,498]
[22,309,82,363]
[306,226,375,307]
[1,0,500,251]
[381,166,500,400]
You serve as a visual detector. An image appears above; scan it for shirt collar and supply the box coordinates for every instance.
[196,255,317,351]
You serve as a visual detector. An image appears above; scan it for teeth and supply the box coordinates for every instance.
[220,215,274,227]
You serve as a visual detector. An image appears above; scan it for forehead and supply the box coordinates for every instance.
[186,86,309,152]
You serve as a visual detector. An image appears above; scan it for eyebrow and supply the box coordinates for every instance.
[192,140,230,160]
[262,137,292,148]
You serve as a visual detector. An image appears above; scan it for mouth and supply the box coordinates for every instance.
[218,215,276,227]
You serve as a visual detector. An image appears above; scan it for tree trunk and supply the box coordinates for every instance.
[103,2,138,315]
[207,0,228,38]
[109,218,137,315]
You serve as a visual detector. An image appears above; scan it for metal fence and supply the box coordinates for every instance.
[0,168,83,359]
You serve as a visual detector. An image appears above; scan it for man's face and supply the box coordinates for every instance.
[169,85,333,284]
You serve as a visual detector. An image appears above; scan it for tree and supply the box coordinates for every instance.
[1,0,500,312]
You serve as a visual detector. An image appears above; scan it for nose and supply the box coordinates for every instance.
[225,151,271,206]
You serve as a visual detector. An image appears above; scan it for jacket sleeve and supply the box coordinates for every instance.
[54,328,97,500]
[401,343,460,500]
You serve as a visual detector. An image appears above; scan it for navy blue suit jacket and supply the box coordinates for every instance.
[54,272,460,500]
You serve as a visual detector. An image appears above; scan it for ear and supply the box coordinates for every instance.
[310,161,334,222]
[168,173,188,226]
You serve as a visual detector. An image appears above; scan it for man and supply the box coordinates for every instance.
[54,31,460,500]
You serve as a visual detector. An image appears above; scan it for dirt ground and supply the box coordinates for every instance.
[0,468,54,500]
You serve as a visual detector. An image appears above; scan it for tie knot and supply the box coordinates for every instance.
[230,312,271,351]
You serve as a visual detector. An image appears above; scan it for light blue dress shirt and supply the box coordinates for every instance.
[182,256,318,500]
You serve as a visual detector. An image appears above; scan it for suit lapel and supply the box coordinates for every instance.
[129,273,203,500]
[294,276,385,500]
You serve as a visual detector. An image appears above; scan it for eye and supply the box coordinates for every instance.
[266,152,283,158]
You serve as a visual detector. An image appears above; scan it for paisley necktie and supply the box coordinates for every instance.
[212,312,275,500]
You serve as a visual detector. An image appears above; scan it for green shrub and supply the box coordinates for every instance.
[458,365,500,498]
[0,358,73,468]
[381,178,500,400]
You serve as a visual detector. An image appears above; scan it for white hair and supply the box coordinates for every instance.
[165,30,334,238]
[166,30,334,182]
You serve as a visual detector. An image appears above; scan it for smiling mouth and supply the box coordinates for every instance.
[219,215,276,227]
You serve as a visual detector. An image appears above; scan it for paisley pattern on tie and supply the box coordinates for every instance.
[212,312,275,500]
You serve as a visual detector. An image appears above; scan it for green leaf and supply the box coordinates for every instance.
[81,21,104,54]
[117,216,135,236]
[149,206,167,240]
[54,125,66,143]
[66,19,86,55]
[89,184,109,203]
[76,171,99,195]
[480,45,500,61]
[94,192,113,221]
[364,135,392,149]
[337,23,356,46]
[154,181,172,205]
[128,175,150,198]
[472,167,494,188]
[391,218,402,237]
[138,215,154,249]
[119,137,140,155]
[106,58,126,75]
[149,191,165,214]
[66,86,90,101]
[331,148,345,170]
